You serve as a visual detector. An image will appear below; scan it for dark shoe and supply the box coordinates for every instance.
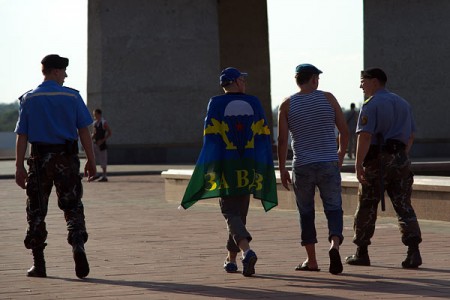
[329,248,343,275]
[295,262,320,272]
[98,177,108,182]
[345,246,371,266]
[223,260,238,273]
[345,253,370,266]
[27,245,47,277]
[242,250,257,277]
[73,244,90,278]
[402,246,422,269]
[27,265,47,277]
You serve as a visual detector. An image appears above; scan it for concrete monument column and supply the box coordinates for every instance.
[364,0,450,157]
[88,0,271,163]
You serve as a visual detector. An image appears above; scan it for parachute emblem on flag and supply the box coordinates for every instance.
[224,100,254,156]
[204,100,271,157]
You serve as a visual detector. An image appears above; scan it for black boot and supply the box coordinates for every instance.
[345,246,371,266]
[27,244,47,277]
[402,245,422,268]
[72,236,89,279]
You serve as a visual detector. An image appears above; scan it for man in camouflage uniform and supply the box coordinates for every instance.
[345,68,422,269]
[15,54,96,278]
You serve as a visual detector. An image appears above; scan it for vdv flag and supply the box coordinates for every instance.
[180,93,278,212]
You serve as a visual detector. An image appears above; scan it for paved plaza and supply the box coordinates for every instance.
[1,171,450,299]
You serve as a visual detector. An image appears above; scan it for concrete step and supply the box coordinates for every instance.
[162,169,450,222]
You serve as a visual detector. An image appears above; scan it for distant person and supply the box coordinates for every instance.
[14,54,96,279]
[180,67,278,277]
[345,103,358,159]
[345,68,422,269]
[278,64,349,275]
[92,109,112,182]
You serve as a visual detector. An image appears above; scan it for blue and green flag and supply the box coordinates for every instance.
[180,93,278,212]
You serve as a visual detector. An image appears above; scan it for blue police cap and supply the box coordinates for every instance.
[41,54,69,69]
[295,63,322,74]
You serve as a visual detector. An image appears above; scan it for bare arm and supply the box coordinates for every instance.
[15,134,28,189]
[277,97,291,190]
[104,122,112,140]
[325,92,349,167]
[78,127,97,181]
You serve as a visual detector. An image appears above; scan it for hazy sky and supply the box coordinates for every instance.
[267,0,363,110]
[0,0,87,103]
[0,0,363,110]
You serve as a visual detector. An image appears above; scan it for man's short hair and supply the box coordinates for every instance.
[361,68,387,84]
[295,72,317,85]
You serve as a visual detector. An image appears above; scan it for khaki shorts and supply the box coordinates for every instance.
[93,143,108,169]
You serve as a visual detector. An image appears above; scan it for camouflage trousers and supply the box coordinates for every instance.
[24,152,88,250]
[352,150,422,247]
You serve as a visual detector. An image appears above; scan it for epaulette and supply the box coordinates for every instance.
[64,86,79,93]
[363,96,373,105]
[17,90,32,103]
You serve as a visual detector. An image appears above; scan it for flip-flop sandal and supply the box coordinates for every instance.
[295,262,320,271]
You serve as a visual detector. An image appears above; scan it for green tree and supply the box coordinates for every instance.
[0,102,19,132]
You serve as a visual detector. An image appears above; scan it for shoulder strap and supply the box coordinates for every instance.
[18,90,32,102]
[64,86,79,93]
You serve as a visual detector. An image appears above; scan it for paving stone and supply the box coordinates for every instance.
[0,175,449,300]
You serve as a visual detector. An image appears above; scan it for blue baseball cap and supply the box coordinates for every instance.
[295,63,322,74]
[220,67,248,86]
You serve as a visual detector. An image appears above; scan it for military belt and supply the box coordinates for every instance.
[366,139,405,159]
[31,141,78,156]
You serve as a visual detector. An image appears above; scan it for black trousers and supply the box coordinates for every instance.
[219,194,252,253]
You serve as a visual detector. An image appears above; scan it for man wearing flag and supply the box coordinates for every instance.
[180,67,278,277]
